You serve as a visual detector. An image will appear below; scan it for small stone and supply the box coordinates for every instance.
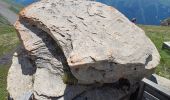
[18,91,33,100]
[163,41,170,50]
[33,68,66,97]
[7,50,35,100]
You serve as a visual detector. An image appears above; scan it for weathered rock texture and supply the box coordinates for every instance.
[7,0,160,100]
[7,49,35,100]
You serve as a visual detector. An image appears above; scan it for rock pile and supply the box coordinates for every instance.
[7,0,160,100]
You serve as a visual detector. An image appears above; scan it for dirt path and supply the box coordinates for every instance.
[0,0,18,24]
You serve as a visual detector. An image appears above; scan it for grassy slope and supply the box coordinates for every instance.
[139,25,170,79]
[0,65,10,100]
[0,15,19,57]
[0,25,19,56]
[0,15,19,100]
[1,0,23,14]
[0,15,10,26]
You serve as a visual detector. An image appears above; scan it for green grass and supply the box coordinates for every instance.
[0,15,19,57]
[0,15,10,26]
[0,15,19,100]
[139,25,170,79]
[0,25,19,57]
[0,64,10,100]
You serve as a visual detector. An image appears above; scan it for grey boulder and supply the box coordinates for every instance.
[7,0,160,99]
[18,0,160,84]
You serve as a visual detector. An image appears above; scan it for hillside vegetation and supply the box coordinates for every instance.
[1,0,23,13]
[0,15,19,100]
[140,25,170,79]
[0,15,19,57]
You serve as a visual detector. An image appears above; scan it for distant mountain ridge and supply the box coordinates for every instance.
[5,0,170,25]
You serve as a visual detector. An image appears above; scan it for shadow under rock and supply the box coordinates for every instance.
[63,82,134,100]
[147,74,158,84]
[17,48,36,75]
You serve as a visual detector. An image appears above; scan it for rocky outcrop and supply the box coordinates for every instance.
[7,0,160,100]
[161,17,170,26]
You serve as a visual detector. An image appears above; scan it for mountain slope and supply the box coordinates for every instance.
[3,0,170,25]
[0,0,18,24]
[97,0,170,25]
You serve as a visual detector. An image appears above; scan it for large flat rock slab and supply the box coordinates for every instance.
[17,0,160,84]
[7,0,161,99]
